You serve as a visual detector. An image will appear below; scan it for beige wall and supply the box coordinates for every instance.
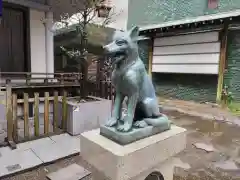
[29,9,54,77]
[30,9,46,76]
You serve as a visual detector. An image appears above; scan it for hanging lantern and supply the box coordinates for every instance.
[96,0,112,18]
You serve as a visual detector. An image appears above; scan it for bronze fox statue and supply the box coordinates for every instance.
[103,26,170,132]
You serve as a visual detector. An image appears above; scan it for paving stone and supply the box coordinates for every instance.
[174,158,191,170]
[214,160,239,170]
[46,163,91,180]
[31,138,80,163]
[50,133,75,142]
[0,147,13,155]
[50,133,81,150]
[17,137,55,151]
[0,149,42,177]
[193,143,216,153]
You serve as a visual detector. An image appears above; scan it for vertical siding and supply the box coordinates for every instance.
[224,30,240,102]
[138,40,150,72]
[153,73,218,102]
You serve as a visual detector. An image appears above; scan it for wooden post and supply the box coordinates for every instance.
[44,92,49,134]
[34,93,39,137]
[23,93,29,139]
[104,81,108,99]
[6,85,16,149]
[26,73,31,85]
[12,93,18,142]
[148,38,154,78]
[217,24,228,103]
[61,90,67,130]
[53,91,58,132]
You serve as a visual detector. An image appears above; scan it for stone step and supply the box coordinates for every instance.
[46,163,91,180]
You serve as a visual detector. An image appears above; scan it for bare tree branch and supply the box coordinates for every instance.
[54,0,122,92]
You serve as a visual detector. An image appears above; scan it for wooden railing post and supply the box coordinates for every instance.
[12,93,18,142]
[44,92,49,134]
[60,74,64,85]
[53,91,58,132]
[6,84,16,149]
[26,73,31,86]
[23,93,29,139]
[104,81,108,99]
[61,90,67,130]
[34,92,40,137]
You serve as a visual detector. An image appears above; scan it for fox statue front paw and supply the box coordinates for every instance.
[117,122,132,132]
[105,117,118,127]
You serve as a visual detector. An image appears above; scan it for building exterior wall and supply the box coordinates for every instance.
[30,8,54,77]
[127,0,240,102]
[224,29,240,102]
[128,0,240,29]
[30,9,47,75]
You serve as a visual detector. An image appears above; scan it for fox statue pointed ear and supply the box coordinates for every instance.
[129,26,150,42]
[129,26,140,39]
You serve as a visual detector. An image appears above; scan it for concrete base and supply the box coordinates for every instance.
[100,121,170,145]
[80,125,187,180]
[58,96,112,136]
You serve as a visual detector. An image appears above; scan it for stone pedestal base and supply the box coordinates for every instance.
[80,125,187,180]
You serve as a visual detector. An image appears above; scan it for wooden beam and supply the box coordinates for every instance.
[3,0,50,11]
[17,96,63,103]
[216,24,229,103]
[148,38,154,77]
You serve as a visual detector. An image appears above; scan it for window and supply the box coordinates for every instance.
[208,0,218,9]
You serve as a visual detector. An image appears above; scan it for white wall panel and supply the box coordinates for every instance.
[153,42,220,55]
[152,64,219,74]
[152,54,220,64]
[152,31,221,74]
[154,31,219,46]
[30,9,46,77]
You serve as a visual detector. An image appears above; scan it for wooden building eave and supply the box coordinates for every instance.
[140,9,240,32]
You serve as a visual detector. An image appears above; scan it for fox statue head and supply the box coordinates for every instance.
[103,26,149,66]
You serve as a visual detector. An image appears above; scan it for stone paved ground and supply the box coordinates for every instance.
[3,109,240,180]
[159,98,240,126]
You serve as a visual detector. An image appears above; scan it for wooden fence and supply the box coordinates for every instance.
[4,80,114,149]
[5,85,69,149]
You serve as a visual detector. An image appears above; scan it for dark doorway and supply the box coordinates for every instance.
[145,171,164,180]
[0,3,28,73]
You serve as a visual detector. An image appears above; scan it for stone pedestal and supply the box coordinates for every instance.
[80,125,187,180]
